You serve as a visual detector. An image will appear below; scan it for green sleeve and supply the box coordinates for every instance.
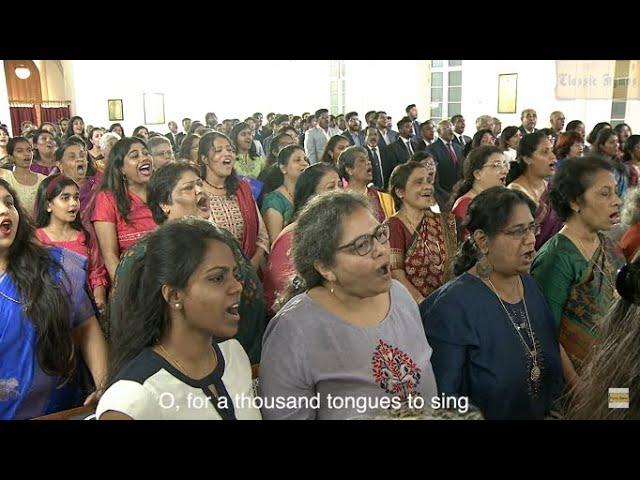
[261,191,291,219]
[530,240,582,330]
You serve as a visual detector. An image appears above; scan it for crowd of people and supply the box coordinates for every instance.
[0,105,638,420]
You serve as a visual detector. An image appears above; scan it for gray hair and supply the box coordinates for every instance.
[147,136,171,153]
[99,131,121,150]
[337,145,368,181]
[621,187,640,226]
[274,190,372,310]
[475,115,494,131]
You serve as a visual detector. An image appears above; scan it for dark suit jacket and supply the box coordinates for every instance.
[411,119,422,141]
[377,129,399,148]
[518,126,538,137]
[365,144,393,190]
[342,130,365,146]
[175,132,186,149]
[386,137,414,175]
[411,138,434,153]
[427,139,464,203]
[165,132,178,152]
[452,134,471,150]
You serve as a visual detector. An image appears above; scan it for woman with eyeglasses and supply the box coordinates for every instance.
[506,131,563,250]
[449,146,510,237]
[260,145,309,244]
[263,163,342,317]
[420,186,564,420]
[338,146,395,223]
[259,190,437,420]
[387,161,457,304]
[531,156,624,385]
[199,132,269,273]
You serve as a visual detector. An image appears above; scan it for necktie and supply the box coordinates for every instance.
[406,140,414,156]
[372,147,383,186]
[447,142,458,166]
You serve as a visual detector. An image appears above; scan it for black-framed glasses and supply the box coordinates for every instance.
[336,223,390,256]
[501,223,540,238]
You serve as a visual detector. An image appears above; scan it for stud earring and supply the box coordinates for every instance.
[174,303,181,309]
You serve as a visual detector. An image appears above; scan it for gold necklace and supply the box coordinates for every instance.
[204,178,226,190]
[486,276,542,384]
[157,343,217,378]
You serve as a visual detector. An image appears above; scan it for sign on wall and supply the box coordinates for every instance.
[555,61,640,99]
[143,93,165,125]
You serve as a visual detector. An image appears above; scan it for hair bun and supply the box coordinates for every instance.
[616,263,640,304]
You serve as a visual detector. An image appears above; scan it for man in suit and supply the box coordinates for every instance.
[406,104,421,141]
[342,111,365,146]
[427,119,464,204]
[363,127,392,190]
[376,111,399,148]
[413,119,437,152]
[304,108,341,164]
[165,121,180,154]
[263,114,291,154]
[518,108,538,136]
[451,114,471,149]
[386,116,416,174]
[549,111,565,144]
[175,117,191,150]
[205,112,218,130]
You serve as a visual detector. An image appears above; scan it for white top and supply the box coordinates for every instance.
[97,339,261,420]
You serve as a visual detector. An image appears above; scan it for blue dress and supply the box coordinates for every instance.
[0,247,95,419]
[420,272,564,420]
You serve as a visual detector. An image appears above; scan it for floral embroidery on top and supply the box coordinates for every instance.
[371,339,422,401]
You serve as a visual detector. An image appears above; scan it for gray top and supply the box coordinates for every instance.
[259,280,438,420]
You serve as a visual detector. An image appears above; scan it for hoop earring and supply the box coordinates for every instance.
[476,252,493,278]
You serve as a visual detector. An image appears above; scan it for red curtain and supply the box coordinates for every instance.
[9,107,37,136]
[41,106,71,125]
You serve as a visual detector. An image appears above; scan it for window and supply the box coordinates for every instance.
[329,61,346,115]
[429,61,463,122]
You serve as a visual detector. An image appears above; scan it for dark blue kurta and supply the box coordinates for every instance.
[420,272,564,420]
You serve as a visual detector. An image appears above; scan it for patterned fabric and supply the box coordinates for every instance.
[371,339,422,401]
[263,228,295,317]
[0,247,94,419]
[619,223,640,262]
[90,189,155,254]
[209,193,246,245]
[559,234,624,373]
[388,210,457,297]
[30,162,56,176]
[367,188,395,223]
[0,169,46,216]
[234,155,266,180]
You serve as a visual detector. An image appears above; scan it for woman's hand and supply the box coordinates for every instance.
[93,286,107,317]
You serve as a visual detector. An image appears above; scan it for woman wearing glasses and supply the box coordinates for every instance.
[449,146,510,237]
[259,190,437,420]
[507,131,563,250]
[387,161,457,304]
[531,156,624,383]
[421,187,564,420]
[261,145,309,244]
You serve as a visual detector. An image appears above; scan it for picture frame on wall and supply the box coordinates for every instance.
[143,92,165,125]
[107,99,124,121]
[497,73,518,114]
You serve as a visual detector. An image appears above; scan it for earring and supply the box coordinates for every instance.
[47,208,52,212]
[174,303,181,309]
[476,252,493,278]
[329,286,335,294]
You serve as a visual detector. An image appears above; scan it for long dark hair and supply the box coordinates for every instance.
[389,161,430,210]
[586,122,611,145]
[229,122,258,158]
[262,144,305,197]
[99,137,147,223]
[0,178,76,380]
[107,218,237,382]
[448,146,503,209]
[623,135,640,163]
[292,162,340,219]
[34,175,90,245]
[63,115,86,141]
[320,135,349,165]
[198,131,239,196]
[498,126,519,151]
[453,186,536,275]
[109,123,125,137]
[506,131,547,185]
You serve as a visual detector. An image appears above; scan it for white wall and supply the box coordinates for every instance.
[0,62,12,132]
[66,60,332,133]
[459,60,615,134]
[343,60,428,125]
